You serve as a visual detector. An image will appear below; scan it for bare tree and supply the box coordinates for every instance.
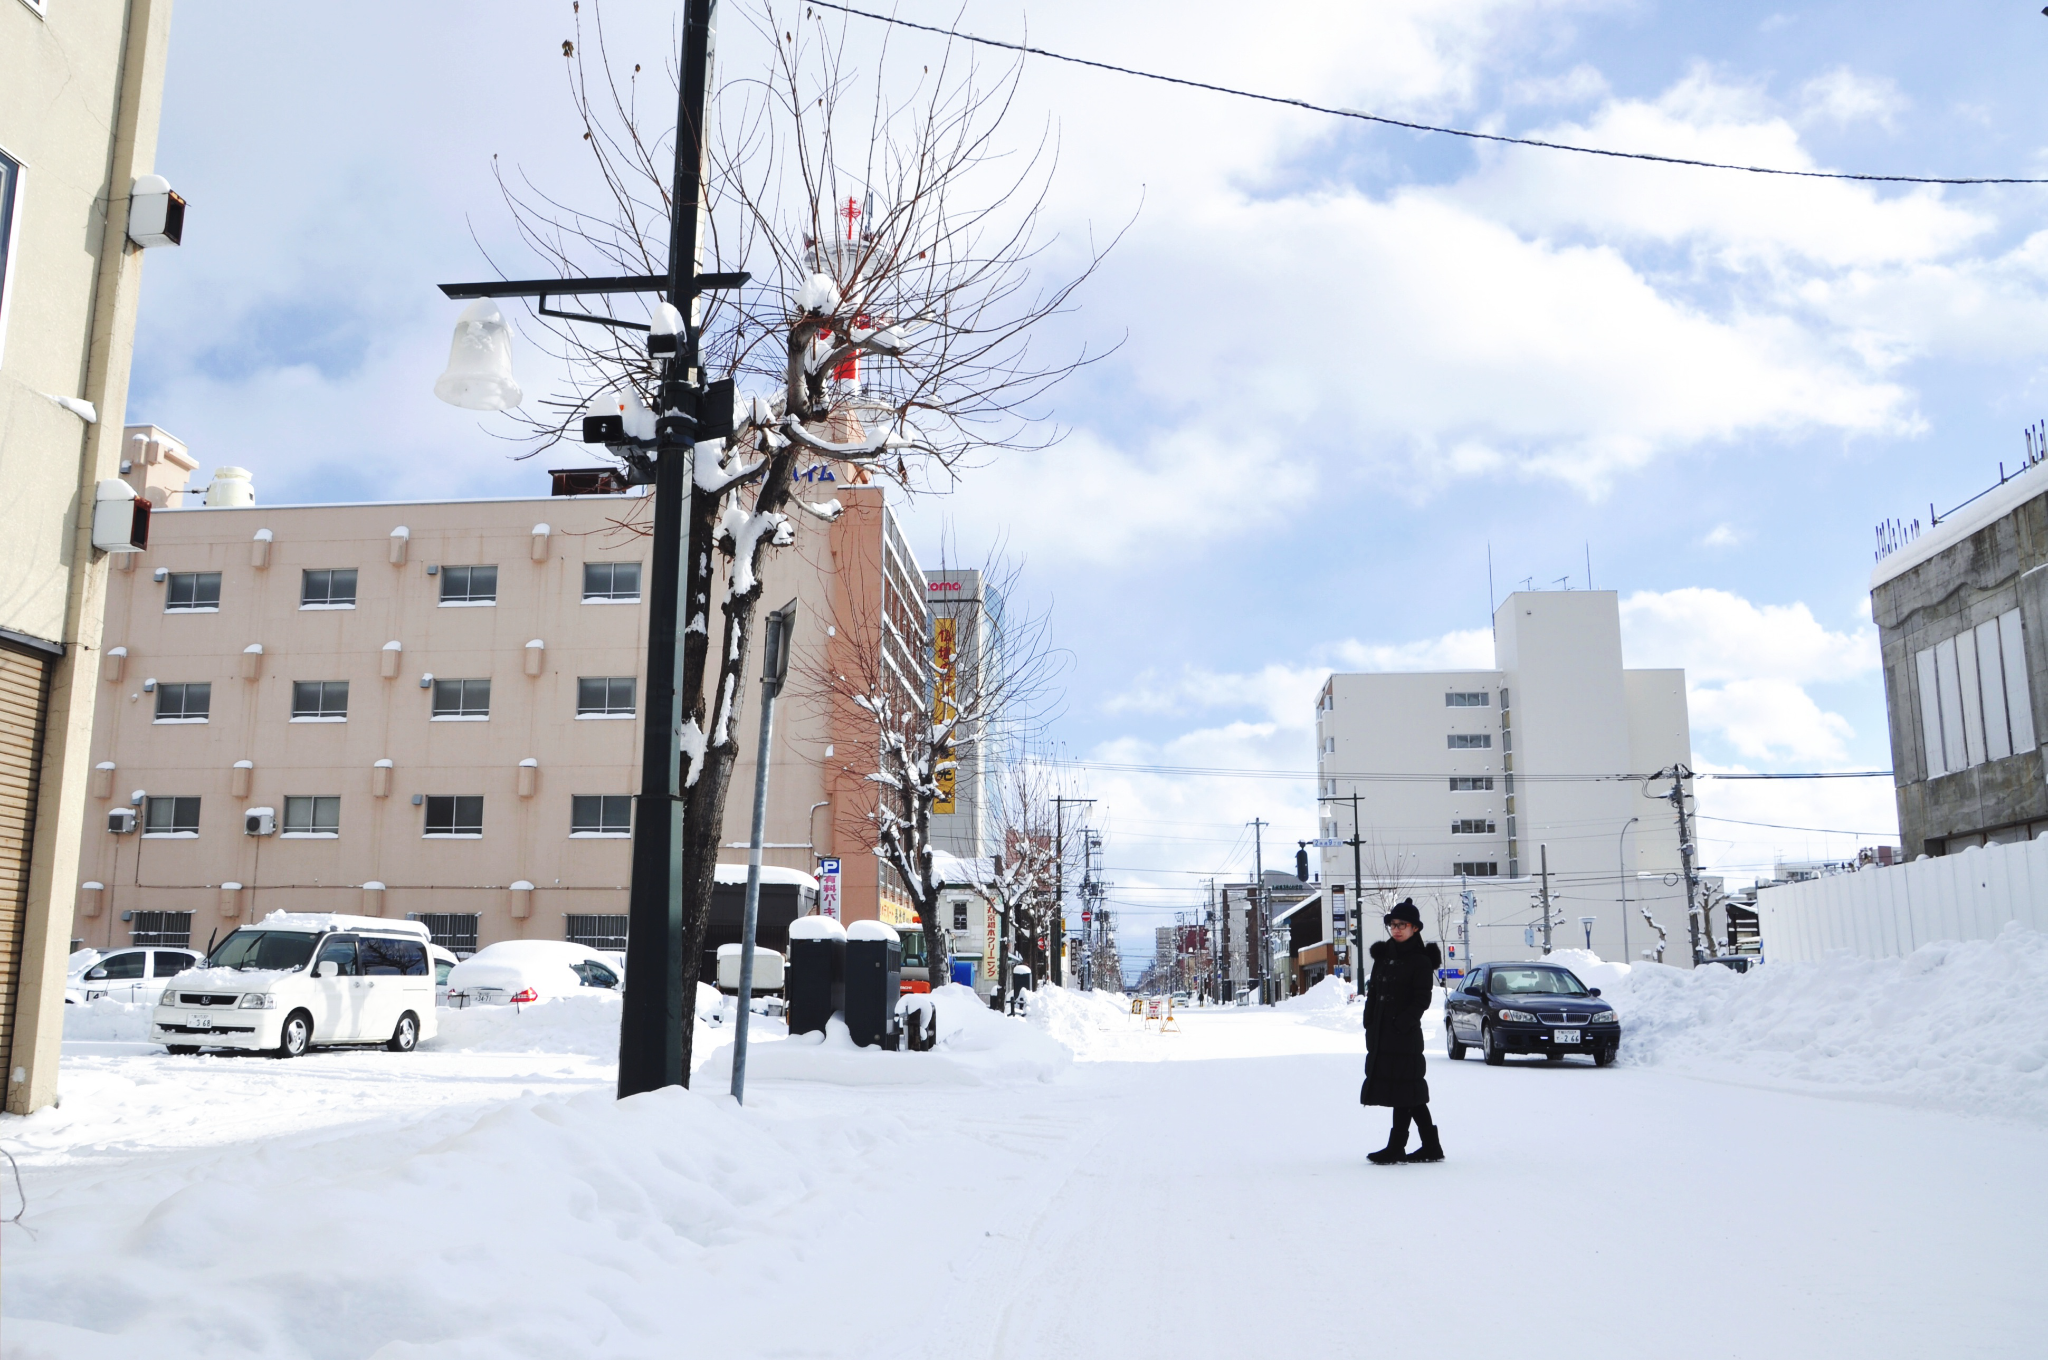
[484,2,1120,1075]
[800,550,1065,992]
[987,751,1067,995]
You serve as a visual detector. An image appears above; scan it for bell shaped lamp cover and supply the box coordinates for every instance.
[434,300,524,411]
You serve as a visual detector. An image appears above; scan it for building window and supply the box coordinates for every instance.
[282,795,341,837]
[566,914,629,951]
[570,795,632,837]
[165,571,222,612]
[131,910,195,948]
[582,562,642,602]
[1446,691,1490,707]
[576,676,636,718]
[1447,734,1493,749]
[439,564,498,606]
[291,679,350,721]
[1451,861,1500,878]
[1449,776,1494,791]
[431,678,491,719]
[144,795,201,837]
[0,150,19,362]
[1915,608,2036,779]
[423,795,484,837]
[1451,819,1497,835]
[952,901,969,931]
[408,912,480,957]
[154,682,211,723]
[300,568,358,608]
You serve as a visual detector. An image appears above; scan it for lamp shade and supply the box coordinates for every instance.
[434,301,523,411]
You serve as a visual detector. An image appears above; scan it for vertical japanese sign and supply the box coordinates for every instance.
[984,889,999,987]
[932,615,957,814]
[818,857,841,920]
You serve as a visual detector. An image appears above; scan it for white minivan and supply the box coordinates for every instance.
[153,912,439,1057]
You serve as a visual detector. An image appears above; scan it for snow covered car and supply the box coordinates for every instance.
[1443,962,1620,1066]
[152,913,438,1057]
[443,940,620,1008]
[66,945,203,1005]
[429,944,460,1005]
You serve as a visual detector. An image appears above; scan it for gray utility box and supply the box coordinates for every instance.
[844,937,902,1048]
[786,936,846,1037]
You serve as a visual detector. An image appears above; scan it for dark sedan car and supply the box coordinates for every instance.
[1444,962,1620,1066]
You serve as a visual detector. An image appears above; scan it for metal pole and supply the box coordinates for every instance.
[1249,818,1267,1003]
[1618,816,1637,963]
[618,0,716,1098]
[729,600,793,1106]
[1539,843,1553,956]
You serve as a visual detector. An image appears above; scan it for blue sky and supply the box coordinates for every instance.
[130,2,2048,958]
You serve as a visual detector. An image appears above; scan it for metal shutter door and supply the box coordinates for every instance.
[0,644,51,1073]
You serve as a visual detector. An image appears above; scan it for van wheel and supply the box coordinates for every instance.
[165,1045,200,1056]
[275,1010,312,1059]
[387,1012,419,1053]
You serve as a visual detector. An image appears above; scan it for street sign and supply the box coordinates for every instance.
[818,857,841,919]
[1308,838,1342,848]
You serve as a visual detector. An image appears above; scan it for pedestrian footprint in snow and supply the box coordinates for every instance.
[1361,899,1444,1164]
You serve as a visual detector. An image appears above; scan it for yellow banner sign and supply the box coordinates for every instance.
[933,615,957,814]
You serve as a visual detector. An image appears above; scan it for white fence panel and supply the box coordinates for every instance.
[1758,836,2048,963]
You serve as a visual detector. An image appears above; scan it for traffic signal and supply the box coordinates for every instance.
[1295,844,1309,882]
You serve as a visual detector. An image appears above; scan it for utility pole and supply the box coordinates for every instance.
[1657,765,1703,963]
[1618,816,1638,963]
[1318,792,1366,982]
[1538,843,1553,955]
[1248,818,1268,1004]
[1050,796,1094,987]
[1218,882,1232,1003]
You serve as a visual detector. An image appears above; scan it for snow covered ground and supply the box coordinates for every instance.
[5,950,2045,1359]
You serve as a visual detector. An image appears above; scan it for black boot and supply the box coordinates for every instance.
[1402,1112,1444,1163]
[1367,1110,1412,1165]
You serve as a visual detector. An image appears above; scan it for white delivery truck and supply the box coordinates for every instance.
[153,912,438,1057]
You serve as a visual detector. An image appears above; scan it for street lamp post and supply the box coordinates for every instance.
[1618,816,1638,963]
[433,0,747,1099]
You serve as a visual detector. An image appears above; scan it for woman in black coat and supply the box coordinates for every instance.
[1361,898,1444,1163]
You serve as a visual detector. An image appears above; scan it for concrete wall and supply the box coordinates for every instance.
[1756,834,2048,964]
[1873,477,2048,856]
[2,0,174,1116]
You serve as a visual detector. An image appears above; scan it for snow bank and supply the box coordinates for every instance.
[1603,925,2048,1126]
[62,997,153,1044]
[431,984,725,1058]
[1540,947,1633,994]
[1278,975,1354,1012]
[1022,984,1136,1058]
[700,984,1068,1086]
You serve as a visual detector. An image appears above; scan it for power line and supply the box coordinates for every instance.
[1696,813,1896,837]
[1052,756,1891,782]
[808,2,2048,186]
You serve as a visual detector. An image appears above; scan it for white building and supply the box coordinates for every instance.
[1315,590,1697,969]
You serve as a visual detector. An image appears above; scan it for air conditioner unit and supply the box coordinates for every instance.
[108,808,137,835]
[245,807,276,836]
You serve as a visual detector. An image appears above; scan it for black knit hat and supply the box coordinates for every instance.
[1383,898,1422,928]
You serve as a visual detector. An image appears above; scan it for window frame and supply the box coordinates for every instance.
[430,678,492,720]
[0,146,20,366]
[1450,860,1500,877]
[581,561,643,603]
[290,679,350,722]
[422,795,485,838]
[1448,776,1494,792]
[575,676,637,719]
[153,681,212,724]
[1446,734,1493,750]
[164,571,222,613]
[1450,819,1497,835]
[143,795,201,838]
[1445,691,1491,707]
[281,794,342,838]
[569,794,633,838]
[438,564,499,607]
[299,567,359,610]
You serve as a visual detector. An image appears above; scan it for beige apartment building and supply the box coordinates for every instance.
[3,0,177,1114]
[74,459,956,969]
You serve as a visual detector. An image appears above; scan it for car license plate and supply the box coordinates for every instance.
[1553,1029,1579,1045]
[194,1015,212,1029]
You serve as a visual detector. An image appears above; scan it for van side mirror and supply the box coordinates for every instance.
[316,960,339,979]
[87,966,108,980]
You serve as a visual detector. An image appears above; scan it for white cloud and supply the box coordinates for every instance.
[1618,587,1878,685]
[1687,677,1855,762]
[1799,68,1908,130]
[1701,522,1749,547]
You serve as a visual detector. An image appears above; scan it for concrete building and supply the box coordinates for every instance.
[1871,458,2048,857]
[3,0,176,1115]
[1315,590,1696,968]
[71,460,963,977]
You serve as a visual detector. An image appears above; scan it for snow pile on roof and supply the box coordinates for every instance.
[845,920,899,943]
[255,911,428,936]
[1602,925,2048,1126]
[712,862,819,892]
[787,914,846,941]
